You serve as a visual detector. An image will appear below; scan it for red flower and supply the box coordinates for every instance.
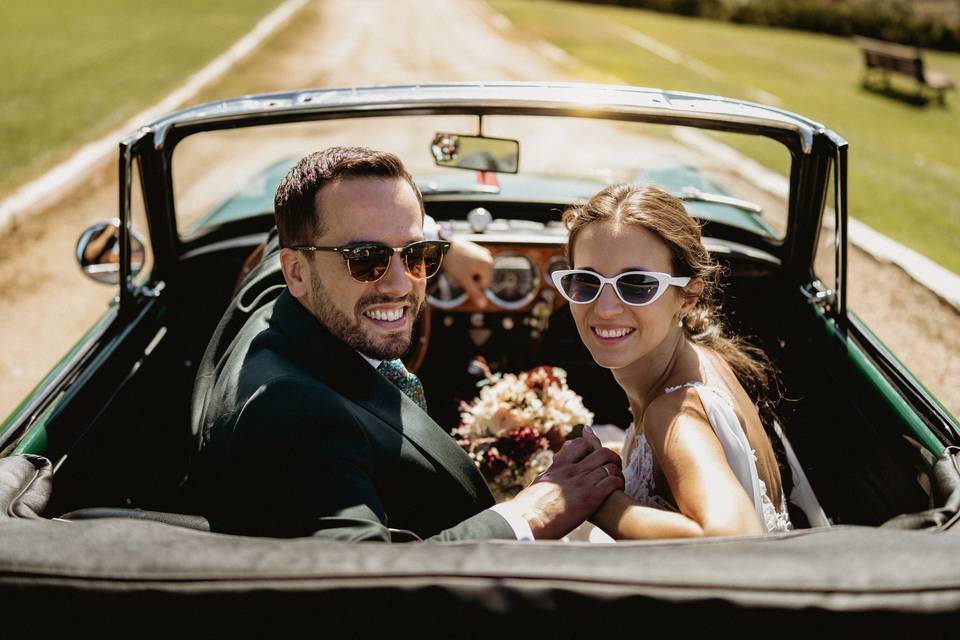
[525,365,561,392]
[497,427,548,466]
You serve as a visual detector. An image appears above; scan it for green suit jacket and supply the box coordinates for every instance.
[191,289,514,542]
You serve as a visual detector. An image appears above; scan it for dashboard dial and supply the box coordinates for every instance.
[466,207,493,233]
[426,271,467,309]
[544,255,570,287]
[486,254,539,309]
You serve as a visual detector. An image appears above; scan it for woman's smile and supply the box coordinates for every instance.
[591,325,636,342]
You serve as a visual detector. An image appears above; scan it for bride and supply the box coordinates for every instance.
[552,184,791,537]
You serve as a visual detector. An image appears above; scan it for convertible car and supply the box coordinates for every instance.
[1,83,958,633]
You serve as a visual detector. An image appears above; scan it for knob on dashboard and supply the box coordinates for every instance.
[466,207,493,233]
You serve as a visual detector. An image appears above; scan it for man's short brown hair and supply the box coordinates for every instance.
[274,146,424,248]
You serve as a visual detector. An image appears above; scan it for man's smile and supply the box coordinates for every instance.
[362,304,409,328]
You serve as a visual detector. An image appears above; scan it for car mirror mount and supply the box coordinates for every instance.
[75,220,145,285]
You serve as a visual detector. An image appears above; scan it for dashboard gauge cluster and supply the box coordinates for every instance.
[424,213,570,313]
[426,244,570,313]
[486,254,539,309]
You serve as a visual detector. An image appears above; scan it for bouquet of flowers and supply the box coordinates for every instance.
[454,360,595,501]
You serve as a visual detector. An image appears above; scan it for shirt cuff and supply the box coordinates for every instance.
[489,503,535,541]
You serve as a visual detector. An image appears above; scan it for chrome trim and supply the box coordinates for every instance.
[426,273,468,310]
[143,326,168,357]
[421,185,501,196]
[678,186,763,215]
[801,281,836,307]
[145,83,824,153]
[423,194,585,207]
[456,233,565,246]
[426,293,468,310]
[701,238,781,266]
[447,231,780,261]
[426,296,468,310]
[543,255,571,286]
[139,281,166,299]
[180,233,270,260]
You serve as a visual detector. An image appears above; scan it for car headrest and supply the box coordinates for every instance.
[189,229,285,452]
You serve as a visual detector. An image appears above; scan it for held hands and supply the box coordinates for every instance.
[443,239,493,308]
[506,427,623,539]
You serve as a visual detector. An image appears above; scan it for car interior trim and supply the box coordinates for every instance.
[0,309,118,453]
[180,234,271,260]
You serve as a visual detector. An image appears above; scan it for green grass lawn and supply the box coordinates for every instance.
[490,0,960,272]
[0,0,283,195]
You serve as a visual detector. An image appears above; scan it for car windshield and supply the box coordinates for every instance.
[171,114,789,240]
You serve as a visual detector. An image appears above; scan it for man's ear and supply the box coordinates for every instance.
[679,277,705,313]
[279,248,309,299]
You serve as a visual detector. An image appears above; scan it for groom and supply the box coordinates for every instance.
[190,146,623,541]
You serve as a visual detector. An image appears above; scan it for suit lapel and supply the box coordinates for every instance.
[352,369,494,507]
[271,291,494,507]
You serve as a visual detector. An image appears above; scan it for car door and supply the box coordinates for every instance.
[823,135,957,452]
[0,132,178,511]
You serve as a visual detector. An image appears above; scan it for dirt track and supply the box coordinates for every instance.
[1,0,957,421]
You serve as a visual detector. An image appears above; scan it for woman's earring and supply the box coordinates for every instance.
[677,315,684,328]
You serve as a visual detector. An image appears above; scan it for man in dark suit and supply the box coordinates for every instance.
[191,146,623,541]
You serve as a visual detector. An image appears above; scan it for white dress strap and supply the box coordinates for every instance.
[664,382,766,526]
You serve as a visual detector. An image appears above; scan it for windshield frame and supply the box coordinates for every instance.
[132,83,843,290]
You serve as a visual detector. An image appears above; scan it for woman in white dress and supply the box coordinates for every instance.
[552,184,791,537]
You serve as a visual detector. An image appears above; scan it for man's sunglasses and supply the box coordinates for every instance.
[292,240,451,283]
[551,269,691,307]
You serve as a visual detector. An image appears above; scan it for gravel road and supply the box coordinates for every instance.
[1,0,956,421]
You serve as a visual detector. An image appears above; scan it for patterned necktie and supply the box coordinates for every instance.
[377,359,428,413]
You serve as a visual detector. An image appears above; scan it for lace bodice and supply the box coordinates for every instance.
[622,382,791,533]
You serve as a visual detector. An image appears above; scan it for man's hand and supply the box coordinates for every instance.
[505,428,624,539]
[443,239,493,308]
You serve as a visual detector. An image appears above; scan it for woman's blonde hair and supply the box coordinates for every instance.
[563,183,779,417]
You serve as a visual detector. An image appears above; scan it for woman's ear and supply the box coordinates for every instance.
[279,248,309,299]
[679,278,704,313]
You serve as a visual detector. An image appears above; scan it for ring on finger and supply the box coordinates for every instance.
[601,465,611,477]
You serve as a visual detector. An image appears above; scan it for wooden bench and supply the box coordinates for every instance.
[854,36,955,103]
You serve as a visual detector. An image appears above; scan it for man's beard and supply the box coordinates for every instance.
[307,263,422,360]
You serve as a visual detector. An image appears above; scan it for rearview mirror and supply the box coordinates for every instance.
[75,220,145,285]
[430,133,519,174]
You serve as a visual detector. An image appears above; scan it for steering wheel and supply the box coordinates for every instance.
[404,303,430,374]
